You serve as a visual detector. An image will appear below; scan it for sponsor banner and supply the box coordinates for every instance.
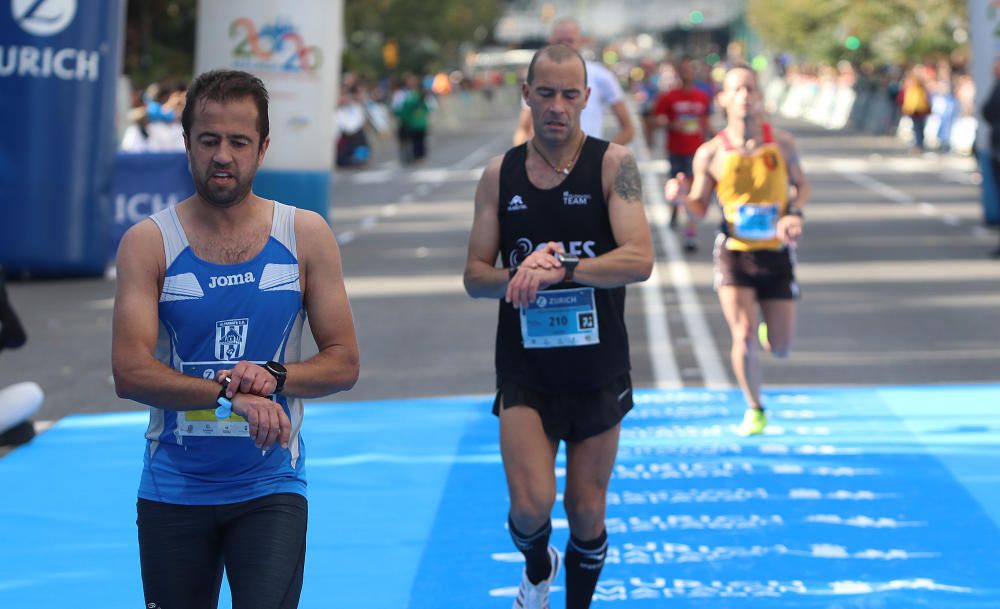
[194,0,342,173]
[0,0,126,275]
[110,152,193,254]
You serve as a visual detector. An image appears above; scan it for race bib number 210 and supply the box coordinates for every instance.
[519,288,600,349]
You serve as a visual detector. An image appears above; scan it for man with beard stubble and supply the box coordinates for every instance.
[112,70,359,609]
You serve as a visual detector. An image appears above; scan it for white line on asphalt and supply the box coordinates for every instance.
[632,110,729,388]
[836,170,915,204]
[635,148,682,388]
[834,166,992,236]
[453,130,513,171]
[349,169,394,184]
[345,274,464,298]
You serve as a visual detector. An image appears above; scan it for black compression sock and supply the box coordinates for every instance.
[508,516,553,584]
[565,529,608,609]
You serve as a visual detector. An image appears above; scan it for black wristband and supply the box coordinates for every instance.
[264,361,287,394]
[216,377,231,402]
[786,207,804,219]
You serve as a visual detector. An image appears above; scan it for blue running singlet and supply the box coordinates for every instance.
[139,201,307,505]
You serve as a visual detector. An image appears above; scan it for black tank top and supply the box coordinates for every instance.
[496,136,630,391]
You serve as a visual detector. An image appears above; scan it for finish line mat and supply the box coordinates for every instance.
[1,385,998,608]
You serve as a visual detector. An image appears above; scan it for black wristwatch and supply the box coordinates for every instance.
[555,251,579,282]
[785,206,804,219]
[264,361,287,393]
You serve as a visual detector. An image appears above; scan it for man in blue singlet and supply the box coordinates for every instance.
[465,44,653,609]
[112,70,360,609]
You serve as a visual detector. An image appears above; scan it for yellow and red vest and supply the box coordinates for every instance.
[715,123,789,251]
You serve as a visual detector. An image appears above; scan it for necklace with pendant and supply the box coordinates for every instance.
[531,133,586,176]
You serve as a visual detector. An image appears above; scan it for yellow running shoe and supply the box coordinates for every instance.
[737,408,768,436]
[757,321,769,351]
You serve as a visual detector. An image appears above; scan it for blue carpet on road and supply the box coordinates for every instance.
[1,385,999,608]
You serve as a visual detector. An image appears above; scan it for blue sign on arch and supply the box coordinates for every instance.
[0,0,127,275]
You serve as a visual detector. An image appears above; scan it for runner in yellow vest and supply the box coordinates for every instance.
[666,64,811,435]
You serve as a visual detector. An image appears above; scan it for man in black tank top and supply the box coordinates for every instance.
[464,44,653,609]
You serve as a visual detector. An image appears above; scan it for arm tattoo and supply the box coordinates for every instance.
[613,155,642,202]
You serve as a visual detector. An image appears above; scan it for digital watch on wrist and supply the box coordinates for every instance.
[554,251,579,282]
[215,377,233,419]
[264,361,287,394]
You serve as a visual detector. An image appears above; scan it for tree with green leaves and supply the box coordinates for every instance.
[122,0,501,87]
[747,0,968,66]
[344,0,501,77]
[125,0,198,88]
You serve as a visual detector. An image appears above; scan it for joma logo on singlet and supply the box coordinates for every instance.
[208,272,255,288]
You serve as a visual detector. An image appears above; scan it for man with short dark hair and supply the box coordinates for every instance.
[113,69,360,609]
[465,44,653,609]
[513,18,634,146]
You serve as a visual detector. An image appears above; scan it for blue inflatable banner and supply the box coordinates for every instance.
[0,0,126,275]
[110,152,193,254]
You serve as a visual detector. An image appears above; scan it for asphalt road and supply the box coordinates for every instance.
[2,86,998,426]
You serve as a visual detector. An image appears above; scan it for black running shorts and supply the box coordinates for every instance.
[713,236,799,300]
[493,373,633,442]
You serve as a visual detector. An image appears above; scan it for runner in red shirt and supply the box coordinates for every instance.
[653,57,712,251]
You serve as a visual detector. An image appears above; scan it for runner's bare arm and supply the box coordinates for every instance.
[775,131,809,246]
[608,100,636,145]
[111,220,230,410]
[513,107,533,146]
[683,140,719,218]
[564,145,653,288]
[464,156,510,299]
[283,210,360,397]
[778,131,811,209]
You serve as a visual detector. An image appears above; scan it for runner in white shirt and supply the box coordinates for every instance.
[513,17,634,146]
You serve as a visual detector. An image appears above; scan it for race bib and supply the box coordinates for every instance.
[519,288,599,349]
[678,115,701,134]
[733,203,780,240]
[175,362,251,437]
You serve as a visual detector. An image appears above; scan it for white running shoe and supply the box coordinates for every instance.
[512,545,560,609]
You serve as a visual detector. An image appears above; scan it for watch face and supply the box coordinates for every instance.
[266,361,287,375]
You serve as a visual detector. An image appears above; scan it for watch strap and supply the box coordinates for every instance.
[265,361,286,393]
[215,377,232,418]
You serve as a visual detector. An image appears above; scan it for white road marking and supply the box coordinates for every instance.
[632,107,729,388]
[836,170,915,205]
[634,132,681,388]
